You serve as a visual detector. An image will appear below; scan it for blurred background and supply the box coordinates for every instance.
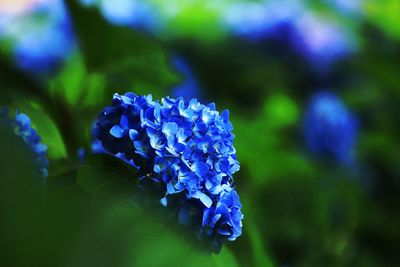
[1,0,399,266]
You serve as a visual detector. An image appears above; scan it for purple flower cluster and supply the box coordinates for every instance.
[93,93,243,250]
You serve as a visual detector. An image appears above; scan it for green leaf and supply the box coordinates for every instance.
[76,154,227,267]
[262,94,299,129]
[76,154,139,197]
[65,0,178,99]
[366,0,400,39]
[247,223,275,267]
[241,197,275,267]
[0,61,47,106]
[12,101,68,159]
[212,247,240,267]
[232,106,313,185]
[49,52,87,106]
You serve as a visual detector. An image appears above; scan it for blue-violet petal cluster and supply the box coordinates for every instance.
[0,108,49,177]
[93,93,243,250]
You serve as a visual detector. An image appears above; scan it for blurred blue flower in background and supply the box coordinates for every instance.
[0,108,48,177]
[93,92,243,251]
[224,0,356,66]
[170,56,202,100]
[223,0,304,41]
[304,91,358,164]
[0,0,75,74]
[293,12,356,66]
[326,0,364,15]
[77,0,358,67]
[79,0,161,33]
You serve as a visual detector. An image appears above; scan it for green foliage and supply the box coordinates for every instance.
[365,0,400,39]
[262,94,299,129]
[232,94,313,185]
[77,154,138,197]
[49,53,88,106]
[13,101,67,159]
[1,0,400,266]
[65,0,178,100]
[0,135,241,267]
[212,247,241,267]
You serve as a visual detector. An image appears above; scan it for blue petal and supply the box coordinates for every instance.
[200,193,213,208]
[202,110,216,124]
[149,134,164,150]
[167,183,175,194]
[221,109,230,121]
[35,143,47,154]
[154,104,161,123]
[129,129,139,140]
[125,92,137,99]
[16,113,31,126]
[192,161,209,177]
[176,128,191,143]
[160,197,168,207]
[165,146,180,157]
[120,114,129,128]
[133,141,149,158]
[110,125,124,138]
[193,121,207,134]
[120,95,134,104]
[162,122,178,137]
[207,102,216,110]
[212,213,222,225]
[216,158,230,173]
[202,207,213,226]
[174,142,186,153]
[217,228,231,236]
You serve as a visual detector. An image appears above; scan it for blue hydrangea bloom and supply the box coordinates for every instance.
[93,93,243,250]
[304,91,358,163]
[0,108,48,177]
[201,188,243,244]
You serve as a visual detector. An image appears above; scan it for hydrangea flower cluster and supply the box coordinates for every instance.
[0,108,48,177]
[93,93,243,251]
[304,91,358,164]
